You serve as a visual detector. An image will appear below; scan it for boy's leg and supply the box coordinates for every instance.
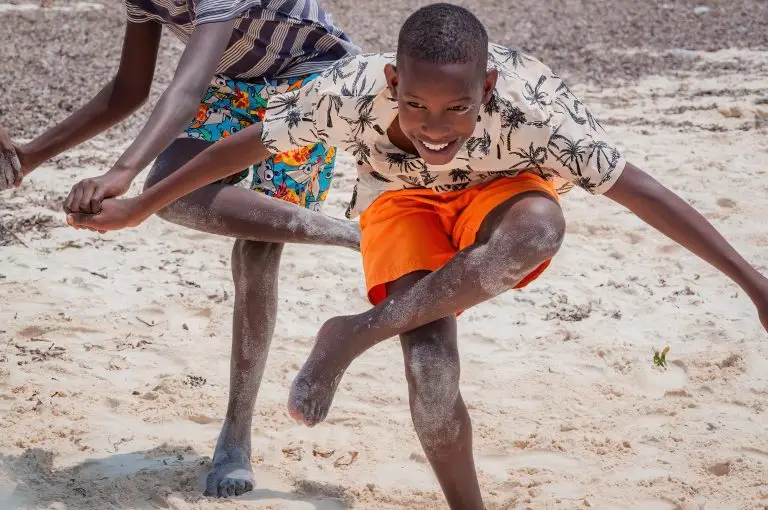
[394,272,484,510]
[290,191,565,425]
[205,239,282,497]
[143,138,360,250]
[145,139,350,497]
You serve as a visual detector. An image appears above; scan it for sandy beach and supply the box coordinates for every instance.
[1,1,767,508]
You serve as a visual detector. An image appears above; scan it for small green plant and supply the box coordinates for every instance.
[653,346,670,369]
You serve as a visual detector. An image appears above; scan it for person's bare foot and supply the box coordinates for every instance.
[288,316,359,426]
[204,439,254,498]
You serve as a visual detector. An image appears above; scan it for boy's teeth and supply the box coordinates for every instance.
[421,140,448,152]
[422,140,448,151]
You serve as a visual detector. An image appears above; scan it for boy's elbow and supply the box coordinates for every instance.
[166,79,209,107]
[110,77,152,113]
[156,82,210,123]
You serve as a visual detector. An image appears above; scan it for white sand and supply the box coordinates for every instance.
[1,53,767,509]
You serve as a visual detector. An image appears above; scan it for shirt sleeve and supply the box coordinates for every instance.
[124,0,152,23]
[193,0,261,25]
[538,66,626,195]
[261,72,354,154]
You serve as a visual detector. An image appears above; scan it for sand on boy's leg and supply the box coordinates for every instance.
[141,138,359,497]
[204,239,283,497]
[392,272,484,510]
[288,191,565,426]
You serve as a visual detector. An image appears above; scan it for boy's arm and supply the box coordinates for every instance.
[66,122,273,231]
[64,18,236,215]
[0,20,161,191]
[604,162,768,330]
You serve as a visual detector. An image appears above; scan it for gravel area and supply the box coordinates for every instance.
[1,0,766,138]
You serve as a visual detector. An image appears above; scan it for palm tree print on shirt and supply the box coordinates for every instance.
[548,125,588,177]
[449,167,472,183]
[510,142,548,172]
[261,48,626,218]
[523,75,551,108]
[346,138,372,166]
[465,130,492,158]
[385,151,422,174]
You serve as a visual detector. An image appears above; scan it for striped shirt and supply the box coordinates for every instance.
[124,0,360,80]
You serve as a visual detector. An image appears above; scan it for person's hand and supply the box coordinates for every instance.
[66,196,148,233]
[0,127,25,191]
[64,169,135,215]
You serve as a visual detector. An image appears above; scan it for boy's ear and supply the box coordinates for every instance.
[482,68,498,104]
[384,63,399,96]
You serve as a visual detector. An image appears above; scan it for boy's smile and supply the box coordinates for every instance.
[384,55,497,166]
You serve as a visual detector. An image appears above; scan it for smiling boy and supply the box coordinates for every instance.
[64,4,768,508]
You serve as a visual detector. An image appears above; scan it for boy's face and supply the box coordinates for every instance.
[384,55,497,166]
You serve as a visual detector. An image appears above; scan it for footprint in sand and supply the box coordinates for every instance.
[741,447,768,464]
[706,461,731,476]
[626,231,644,244]
[633,362,688,398]
[16,325,53,338]
[716,197,737,209]
[553,360,607,382]
[606,465,670,484]
[628,499,682,510]
[476,450,583,481]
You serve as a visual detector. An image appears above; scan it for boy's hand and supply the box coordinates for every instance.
[1,127,25,191]
[66,196,148,233]
[64,169,135,215]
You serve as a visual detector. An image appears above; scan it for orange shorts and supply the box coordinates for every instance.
[360,173,559,306]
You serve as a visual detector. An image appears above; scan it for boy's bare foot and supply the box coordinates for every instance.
[288,316,360,426]
[204,441,254,498]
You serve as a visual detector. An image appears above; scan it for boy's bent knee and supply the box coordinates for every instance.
[490,195,565,265]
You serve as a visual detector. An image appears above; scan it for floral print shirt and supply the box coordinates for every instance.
[261,43,627,218]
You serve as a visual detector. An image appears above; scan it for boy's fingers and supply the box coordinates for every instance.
[67,213,100,229]
[2,149,23,187]
[11,151,23,186]
[63,187,78,213]
[63,191,72,213]
[0,150,17,191]
[77,184,97,213]
[90,188,105,214]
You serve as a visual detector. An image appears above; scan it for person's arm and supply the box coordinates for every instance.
[66,66,349,231]
[0,20,161,191]
[520,52,768,332]
[604,162,768,330]
[66,122,272,230]
[64,18,236,214]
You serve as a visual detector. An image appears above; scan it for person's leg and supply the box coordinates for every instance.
[393,272,484,510]
[289,190,565,425]
[143,138,360,249]
[145,138,352,497]
[205,239,283,497]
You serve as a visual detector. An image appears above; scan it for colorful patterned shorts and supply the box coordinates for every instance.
[181,73,336,212]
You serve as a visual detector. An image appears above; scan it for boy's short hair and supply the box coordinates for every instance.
[397,3,488,72]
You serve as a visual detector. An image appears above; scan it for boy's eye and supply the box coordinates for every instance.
[406,101,425,109]
[449,105,471,112]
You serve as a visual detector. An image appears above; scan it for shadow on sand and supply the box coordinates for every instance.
[0,444,351,509]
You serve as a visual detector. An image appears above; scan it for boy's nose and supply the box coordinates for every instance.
[419,115,451,139]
